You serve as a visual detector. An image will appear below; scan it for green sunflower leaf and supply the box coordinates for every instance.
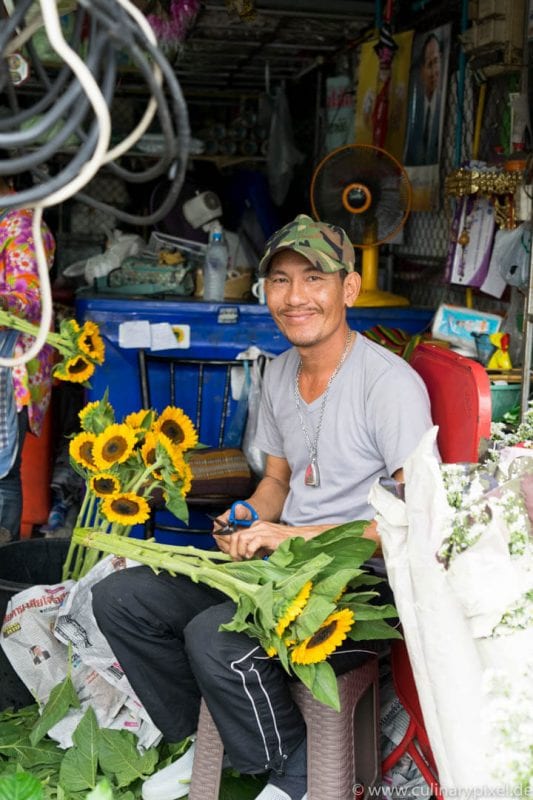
[347,618,402,641]
[311,568,366,602]
[0,771,43,800]
[220,595,256,632]
[292,596,336,640]
[342,602,398,620]
[291,661,340,711]
[29,676,80,746]
[85,778,115,800]
[347,574,384,589]
[164,484,189,523]
[98,728,159,788]
[0,724,63,768]
[58,706,99,792]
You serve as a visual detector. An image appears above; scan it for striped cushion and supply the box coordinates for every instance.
[188,447,254,498]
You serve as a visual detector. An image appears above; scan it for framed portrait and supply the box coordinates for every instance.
[403,23,452,168]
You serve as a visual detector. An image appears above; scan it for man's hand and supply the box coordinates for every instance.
[213,521,292,561]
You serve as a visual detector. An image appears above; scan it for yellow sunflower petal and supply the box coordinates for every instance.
[93,423,136,470]
[153,407,198,450]
[54,355,94,384]
[79,401,100,425]
[141,430,158,466]
[178,460,193,497]
[78,320,105,364]
[290,609,354,665]
[124,409,151,431]
[69,432,98,472]
[275,581,313,637]
[78,398,115,433]
[89,472,121,497]
[157,433,188,474]
[101,492,151,525]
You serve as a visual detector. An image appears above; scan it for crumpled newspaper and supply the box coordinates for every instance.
[1,555,161,750]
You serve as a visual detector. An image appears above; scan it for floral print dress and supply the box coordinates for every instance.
[0,205,56,436]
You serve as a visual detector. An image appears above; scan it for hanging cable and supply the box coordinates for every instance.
[0,0,190,367]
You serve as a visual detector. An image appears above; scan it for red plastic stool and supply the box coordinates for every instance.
[381,642,441,795]
[20,407,53,538]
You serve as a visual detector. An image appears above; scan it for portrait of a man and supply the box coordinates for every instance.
[404,24,451,167]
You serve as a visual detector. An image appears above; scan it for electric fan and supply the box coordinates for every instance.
[310,144,412,307]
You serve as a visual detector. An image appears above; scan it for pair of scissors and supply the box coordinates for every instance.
[211,500,258,535]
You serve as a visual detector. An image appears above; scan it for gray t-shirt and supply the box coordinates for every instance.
[254,332,433,525]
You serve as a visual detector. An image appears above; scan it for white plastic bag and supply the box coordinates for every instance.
[242,356,267,477]
[84,229,145,283]
[494,222,531,290]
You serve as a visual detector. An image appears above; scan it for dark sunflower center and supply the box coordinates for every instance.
[110,497,139,516]
[102,436,127,460]
[68,357,90,374]
[146,448,156,465]
[80,441,96,466]
[82,333,95,351]
[306,620,337,649]
[161,420,184,444]
[94,477,116,494]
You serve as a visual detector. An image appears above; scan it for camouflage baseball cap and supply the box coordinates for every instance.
[258,214,355,275]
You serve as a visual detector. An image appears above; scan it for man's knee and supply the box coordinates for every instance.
[92,568,138,627]
[184,601,236,665]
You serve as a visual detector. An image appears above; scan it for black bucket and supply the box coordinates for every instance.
[0,538,70,710]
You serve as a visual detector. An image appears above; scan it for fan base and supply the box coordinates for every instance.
[353,288,409,308]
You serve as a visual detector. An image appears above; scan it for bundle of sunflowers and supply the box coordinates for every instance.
[72,522,399,710]
[63,394,199,581]
[0,309,105,384]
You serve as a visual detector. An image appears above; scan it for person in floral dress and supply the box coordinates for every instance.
[0,171,55,541]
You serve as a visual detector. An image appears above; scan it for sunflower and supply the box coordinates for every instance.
[62,318,80,337]
[78,399,115,434]
[153,407,198,450]
[69,432,98,472]
[290,609,354,665]
[177,459,193,496]
[90,472,121,497]
[101,492,151,525]
[78,320,105,364]
[275,581,313,637]
[93,424,136,470]
[140,431,158,470]
[79,401,100,428]
[265,646,277,658]
[158,433,189,475]
[54,355,94,384]
[124,409,151,431]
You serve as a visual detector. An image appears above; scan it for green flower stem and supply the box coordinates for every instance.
[0,310,75,353]
[72,529,261,603]
[62,488,94,581]
[71,493,99,580]
[126,459,164,495]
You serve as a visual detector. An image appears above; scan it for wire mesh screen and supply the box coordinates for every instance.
[392,64,512,314]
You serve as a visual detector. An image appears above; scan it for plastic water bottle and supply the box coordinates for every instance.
[203,224,228,301]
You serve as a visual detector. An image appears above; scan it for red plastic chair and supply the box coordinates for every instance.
[382,343,492,792]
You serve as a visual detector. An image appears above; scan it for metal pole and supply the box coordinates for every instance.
[520,223,533,421]
[518,2,531,422]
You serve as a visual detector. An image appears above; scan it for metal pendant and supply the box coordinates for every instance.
[304,458,320,487]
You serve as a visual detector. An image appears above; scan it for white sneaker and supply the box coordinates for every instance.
[142,741,196,800]
[253,786,308,800]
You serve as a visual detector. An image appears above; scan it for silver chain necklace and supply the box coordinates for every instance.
[294,330,353,488]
